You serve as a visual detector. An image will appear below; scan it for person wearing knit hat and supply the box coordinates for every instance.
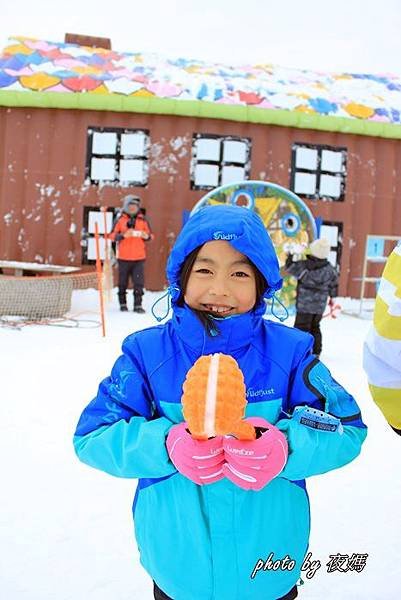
[284,238,338,357]
[122,194,141,210]
[108,194,153,312]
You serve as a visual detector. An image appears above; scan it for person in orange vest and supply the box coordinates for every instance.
[109,195,152,313]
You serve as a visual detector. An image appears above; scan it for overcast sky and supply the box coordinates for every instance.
[1,0,401,76]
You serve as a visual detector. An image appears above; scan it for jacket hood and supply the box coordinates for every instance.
[166,205,282,303]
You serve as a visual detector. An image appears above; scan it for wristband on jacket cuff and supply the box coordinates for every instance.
[292,405,343,434]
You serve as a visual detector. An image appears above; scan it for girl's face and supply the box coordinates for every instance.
[184,241,257,317]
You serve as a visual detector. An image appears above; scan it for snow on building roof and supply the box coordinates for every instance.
[1,36,401,139]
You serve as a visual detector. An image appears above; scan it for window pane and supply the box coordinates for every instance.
[321,150,344,173]
[91,158,116,181]
[120,159,147,183]
[320,174,342,198]
[223,140,247,164]
[295,147,318,170]
[195,138,221,161]
[87,236,111,260]
[194,164,219,187]
[320,224,339,247]
[294,172,316,194]
[328,250,337,267]
[367,238,385,258]
[221,165,246,185]
[121,132,147,156]
[88,210,114,234]
[92,132,117,155]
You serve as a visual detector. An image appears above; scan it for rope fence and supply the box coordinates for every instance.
[0,271,100,329]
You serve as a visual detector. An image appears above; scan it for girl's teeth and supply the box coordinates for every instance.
[208,305,230,313]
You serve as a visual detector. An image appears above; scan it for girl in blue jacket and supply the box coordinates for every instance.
[74,205,367,600]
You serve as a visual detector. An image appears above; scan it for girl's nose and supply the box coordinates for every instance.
[208,276,229,296]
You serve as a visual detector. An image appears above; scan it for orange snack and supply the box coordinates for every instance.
[181,353,256,441]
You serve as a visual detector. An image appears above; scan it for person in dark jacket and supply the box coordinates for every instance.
[109,195,152,313]
[285,238,338,356]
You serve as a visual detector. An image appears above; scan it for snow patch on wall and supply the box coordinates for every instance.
[36,184,56,197]
[150,135,190,175]
[169,136,189,158]
[17,227,29,253]
[3,211,14,226]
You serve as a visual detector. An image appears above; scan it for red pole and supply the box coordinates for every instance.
[94,222,106,337]
[101,206,110,262]
[101,206,112,304]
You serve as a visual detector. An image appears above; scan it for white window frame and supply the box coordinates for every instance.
[319,220,343,269]
[86,127,150,186]
[190,134,251,190]
[290,143,347,201]
[81,206,115,264]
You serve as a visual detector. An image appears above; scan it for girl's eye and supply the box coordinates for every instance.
[194,268,212,274]
[233,271,250,278]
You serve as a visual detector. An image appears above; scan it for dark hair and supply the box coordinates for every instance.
[178,245,268,335]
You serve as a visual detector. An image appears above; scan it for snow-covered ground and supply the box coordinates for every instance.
[1,289,400,599]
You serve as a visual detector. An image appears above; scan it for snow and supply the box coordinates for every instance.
[1,289,400,599]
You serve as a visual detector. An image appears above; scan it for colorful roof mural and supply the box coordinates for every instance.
[1,36,401,139]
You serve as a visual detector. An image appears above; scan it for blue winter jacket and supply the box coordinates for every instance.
[74,205,367,600]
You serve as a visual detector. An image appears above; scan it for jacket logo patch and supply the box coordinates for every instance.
[213,231,239,241]
[246,387,275,398]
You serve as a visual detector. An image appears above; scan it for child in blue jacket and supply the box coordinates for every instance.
[74,205,367,600]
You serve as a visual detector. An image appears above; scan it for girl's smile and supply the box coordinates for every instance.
[201,303,235,316]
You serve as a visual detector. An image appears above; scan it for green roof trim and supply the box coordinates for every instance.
[1,90,401,139]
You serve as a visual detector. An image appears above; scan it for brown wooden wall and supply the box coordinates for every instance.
[1,106,401,297]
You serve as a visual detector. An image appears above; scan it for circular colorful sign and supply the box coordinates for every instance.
[191,180,317,310]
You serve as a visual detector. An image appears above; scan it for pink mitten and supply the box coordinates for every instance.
[166,422,225,485]
[222,417,288,491]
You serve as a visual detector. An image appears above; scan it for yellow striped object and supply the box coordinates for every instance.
[363,243,401,431]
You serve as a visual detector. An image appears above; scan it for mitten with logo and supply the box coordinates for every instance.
[166,353,288,490]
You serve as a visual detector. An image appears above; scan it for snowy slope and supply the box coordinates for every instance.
[1,289,400,599]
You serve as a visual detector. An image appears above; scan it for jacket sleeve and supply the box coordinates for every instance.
[284,253,294,269]
[73,335,176,478]
[108,216,125,242]
[276,341,367,480]
[328,267,339,298]
[284,259,307,279]
[142,218,153,241]
[143,216,154,241]
[363,244,401,434]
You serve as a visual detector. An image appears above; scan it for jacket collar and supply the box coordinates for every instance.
[306,256,329,270]
[171,302,265,355]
